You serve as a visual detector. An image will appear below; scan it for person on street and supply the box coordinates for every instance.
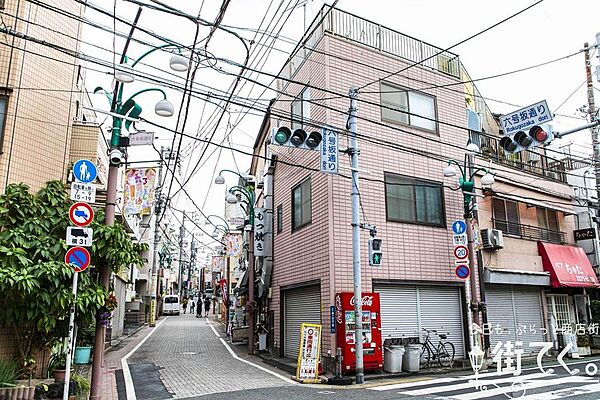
[190,300,195,314]
[197,296,203,318]
[203,295,211,317]
[182,297,188,314]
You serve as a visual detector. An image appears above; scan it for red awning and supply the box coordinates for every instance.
[538,242,600,288]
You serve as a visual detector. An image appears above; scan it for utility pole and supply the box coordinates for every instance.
[150,146,168,326]
[179,212,186,298]
[348,87,364,384]
[584,42,600,200]
[189,234,195,298]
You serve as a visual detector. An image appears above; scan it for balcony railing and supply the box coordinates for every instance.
[492,219,566,244]
[470,131,567,183]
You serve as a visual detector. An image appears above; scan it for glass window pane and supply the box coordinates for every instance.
[492,198,507,233]
[301,180,311,225]
[536,207,547,228]
[547,210,559,231]
[506,201,520,235]
[381,83,408,124]
[277,205,283,233]
[293,187,302,228]
[385,175,415,221]
[291,100,302,130]
[424,186,442,224]
[409,92,436,131]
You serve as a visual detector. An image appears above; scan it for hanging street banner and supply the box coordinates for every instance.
[70,182,96,203]
[295,323,322,382]
[471,218,483,251]
[123,168,156,215]
[224,233,242,257]
[499,100,553,135]
[320,128,339,174]
[211,256,223,273]
[254,207,266,256]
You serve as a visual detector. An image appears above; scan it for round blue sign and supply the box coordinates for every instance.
[73,159,97,183]
[452,220,467,235]
[455,265,470,279]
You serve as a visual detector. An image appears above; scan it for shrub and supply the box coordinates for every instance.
[0,359,19,388]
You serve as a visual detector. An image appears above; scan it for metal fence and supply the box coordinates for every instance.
[492,219,566,244]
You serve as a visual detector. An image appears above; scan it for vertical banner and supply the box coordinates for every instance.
[254,207,266,256]
[224,233,242,257]
[320,128,338,174]
[295,323,322,382]
[211,256,223,272]
[123,168,156,215]
[220,278,228,306]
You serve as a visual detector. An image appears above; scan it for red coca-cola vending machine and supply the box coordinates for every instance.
[335,292,383,373]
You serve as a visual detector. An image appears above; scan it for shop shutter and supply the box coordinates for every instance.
[419,286,465,358]
[486,285,544,355]
[374,284,464,358]
[283,285,321,359]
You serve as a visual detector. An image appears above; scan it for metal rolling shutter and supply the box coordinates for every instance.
[486,285,544,355]
[375,285,419,340]
[284,285,321,359]
[374,284,464,358]
[420,286,465,358]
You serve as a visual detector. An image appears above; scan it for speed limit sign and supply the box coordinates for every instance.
[454,245,468,260]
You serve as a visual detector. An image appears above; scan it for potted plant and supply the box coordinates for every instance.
[74,323,95,365]
[71,373,90,400]
[0,359,35,400]
[48,352,69,383]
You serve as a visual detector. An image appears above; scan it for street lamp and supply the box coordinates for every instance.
[214,169,257,354]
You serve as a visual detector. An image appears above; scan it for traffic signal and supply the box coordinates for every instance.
[272,126,322,150]
[368,238,382,266]
[499,124,553,154]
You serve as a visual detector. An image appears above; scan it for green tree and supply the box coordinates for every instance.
[0,181,145,367]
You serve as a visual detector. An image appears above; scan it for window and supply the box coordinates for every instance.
[291,89,310,130]
[547,295,574,330]
[492,198,520,235]
[537,207,561,243]
[380,82,437,132]
[0,0,4,9]
[0,96,7,150]
[384,173,444,226]
[277,204,283,234]
[292,178,311,230]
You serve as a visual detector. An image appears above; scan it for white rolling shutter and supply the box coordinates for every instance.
[486,285,544,355]
[420,286,465,358]
[374,284,464,358]
[283,285,321,359]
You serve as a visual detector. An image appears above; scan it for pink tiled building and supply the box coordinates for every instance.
[250,5,596,366]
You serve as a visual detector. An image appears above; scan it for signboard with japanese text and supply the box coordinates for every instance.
[224,233,242,257]
[128,131,155,146]
[254,207,266,256]
[574,228,596,241]
[229,217,245,227]
[70,182,96,203]
[320,128,338,174]
[295,323,322,382]
[66,227,93,247]
[500,100,553,135]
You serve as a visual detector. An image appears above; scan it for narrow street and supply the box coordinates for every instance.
[124,314,293,399]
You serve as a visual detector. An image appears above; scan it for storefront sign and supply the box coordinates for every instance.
[330,306,336,333]
[254,207,266,256]
[574,228,596,241]
[296,323,322,382]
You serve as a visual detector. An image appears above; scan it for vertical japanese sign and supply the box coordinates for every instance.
[295,323,322,382]
[254,207,266,256]
[320,128,338,174]
[123,168,156,215]
[224,233,242,257]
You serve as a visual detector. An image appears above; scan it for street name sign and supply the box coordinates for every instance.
[499,100,553,135]
[66,227,93,247]
[70,182,96,203]
[320,128,338,174]
[129,131,155,146]
[69,202,94,227]
[73,159,97,183]
[65,247,91,272]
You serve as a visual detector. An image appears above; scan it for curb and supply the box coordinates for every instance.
[105,323,148,353]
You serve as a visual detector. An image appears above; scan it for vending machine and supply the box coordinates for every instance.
[335,292,383,373]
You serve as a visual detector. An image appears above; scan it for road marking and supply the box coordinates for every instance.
[518,382,600,399]
[121,317,168,400]
[206,318,297,385]
[369,377,458,391]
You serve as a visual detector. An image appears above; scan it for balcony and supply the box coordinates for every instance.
[469,131,567,183]
[282,6,461,82]
[492,219,566,244]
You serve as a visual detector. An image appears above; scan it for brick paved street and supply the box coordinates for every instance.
[127,314,293,399]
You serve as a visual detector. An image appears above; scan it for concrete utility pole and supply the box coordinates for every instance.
[584,42,600,201]
[348,88,364,384]
[179,212,186,298]
[466,153,482,350]
[150,146,168,327]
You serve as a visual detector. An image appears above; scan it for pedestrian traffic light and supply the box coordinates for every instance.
[368,238,382,266]
[272,126,322,150]
[499,124,553,154]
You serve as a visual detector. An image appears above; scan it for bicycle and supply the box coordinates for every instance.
[419,328,455,368]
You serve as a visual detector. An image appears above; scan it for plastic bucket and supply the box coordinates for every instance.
[74,346,92,364]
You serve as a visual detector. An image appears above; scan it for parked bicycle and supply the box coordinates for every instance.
[420,328,455,368]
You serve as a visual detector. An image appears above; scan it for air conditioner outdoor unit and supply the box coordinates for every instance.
[480,228,504,250]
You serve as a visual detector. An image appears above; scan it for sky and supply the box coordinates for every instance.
[79,0,600,249]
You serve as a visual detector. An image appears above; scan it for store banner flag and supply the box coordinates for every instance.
[295,323,322,382]
[212,256,223,272]
[225,233,242,257]
[123,168,156,215]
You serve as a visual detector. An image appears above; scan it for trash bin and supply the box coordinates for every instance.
[384,345,405,373]
[403,344,421,372]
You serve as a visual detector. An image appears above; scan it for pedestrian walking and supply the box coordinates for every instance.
[203,295,211,317]
[197,296,203,318]
[190,300,195,314]
[182,297,188,314]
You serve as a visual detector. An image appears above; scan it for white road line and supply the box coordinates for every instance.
[518,382,600,399]
[369,377,459,391]
[121,317,168,400]
[403,372,550,396]
[206,317,221,337]
[206,318,297,385]
[444,375,593,400]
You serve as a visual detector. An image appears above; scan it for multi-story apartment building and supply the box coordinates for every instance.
[248,5,598,366]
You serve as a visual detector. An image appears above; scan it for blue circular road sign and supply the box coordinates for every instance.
[65,247,91,272]
[455,264,470,279]
[452,220,467,235]
[73,159,97,183]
